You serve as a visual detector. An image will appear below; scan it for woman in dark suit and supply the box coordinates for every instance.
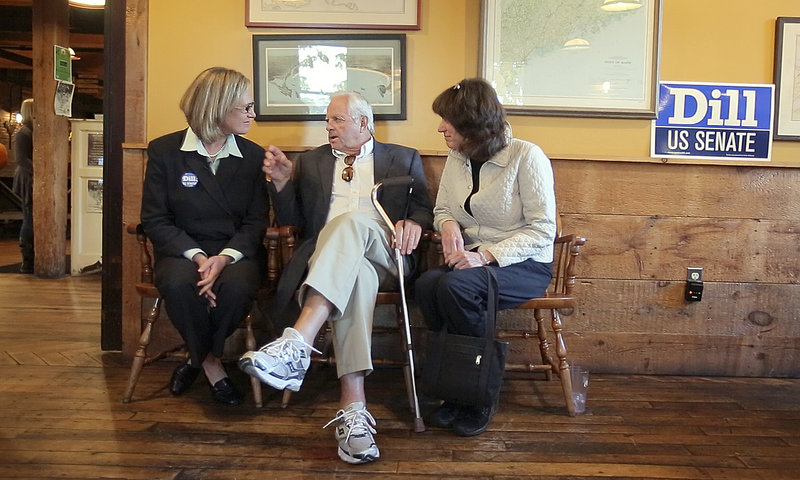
[141,67,268,406]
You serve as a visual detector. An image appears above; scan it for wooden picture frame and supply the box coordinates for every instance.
[252,34,406,121]
[246,0,420,30]
[773,17,800,140]
[480,0,662,118]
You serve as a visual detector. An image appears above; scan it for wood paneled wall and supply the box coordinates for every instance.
[120,150,800,377]
[549,159,800,377]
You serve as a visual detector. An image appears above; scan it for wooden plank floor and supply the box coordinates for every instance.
[1,240,799,479]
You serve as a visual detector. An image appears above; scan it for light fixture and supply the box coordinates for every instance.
[563,38,590,50]
[69,0,105,9]
[600,0,643,12]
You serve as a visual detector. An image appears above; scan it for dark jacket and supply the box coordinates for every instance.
[269,140,433,308]
[141,129,268,261]
[12,123,33,201]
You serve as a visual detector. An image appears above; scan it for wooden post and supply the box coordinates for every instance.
[101,0,127,349]
[118,0,148,356]
[31,0,69,278]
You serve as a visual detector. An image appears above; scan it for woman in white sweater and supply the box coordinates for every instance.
[416,78,557,436]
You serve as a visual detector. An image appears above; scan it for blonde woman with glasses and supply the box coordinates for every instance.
[141,67,268,406]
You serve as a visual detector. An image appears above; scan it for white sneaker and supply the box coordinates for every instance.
[238,327,318,391]
[323,401,380,464]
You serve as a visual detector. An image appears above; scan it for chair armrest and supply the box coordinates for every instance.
[423,230,445,269]
[126,223,154,284]
[265,225,298,289]
[424,230,587,298]
[553,233,586,297]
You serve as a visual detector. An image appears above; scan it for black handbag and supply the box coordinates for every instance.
[422,268,509,408]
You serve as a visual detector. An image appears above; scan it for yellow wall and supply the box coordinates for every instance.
[148,0,800,165]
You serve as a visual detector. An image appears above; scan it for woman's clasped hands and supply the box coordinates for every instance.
[193,253,232,308]
[440,220,484,269]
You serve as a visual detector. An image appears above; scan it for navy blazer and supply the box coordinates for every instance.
[141,130,268,261]
[269,140,434,308]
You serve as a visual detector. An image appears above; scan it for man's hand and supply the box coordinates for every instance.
[394,219,422,255]
[263,145,293,191]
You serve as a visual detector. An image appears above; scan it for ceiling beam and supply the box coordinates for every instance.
[0,47,32,66]
[0,31,103,49]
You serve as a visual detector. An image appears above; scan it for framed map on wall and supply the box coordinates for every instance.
[774,17,800,140]
[481,0,662,118]
[246,0,420,30]
[252,34,406,121]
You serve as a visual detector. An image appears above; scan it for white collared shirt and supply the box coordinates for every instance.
[326,137,381,224]
[180,127,243,174]
[179,127,245,263]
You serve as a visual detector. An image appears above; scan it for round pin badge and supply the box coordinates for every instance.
[181,172,199,187]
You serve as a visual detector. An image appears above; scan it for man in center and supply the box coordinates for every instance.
[239,91,433,464]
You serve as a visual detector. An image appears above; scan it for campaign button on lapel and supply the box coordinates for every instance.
[181,172,199,187]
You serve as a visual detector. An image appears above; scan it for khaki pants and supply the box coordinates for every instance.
[299,212,407,377]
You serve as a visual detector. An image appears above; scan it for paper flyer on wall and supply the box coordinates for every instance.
[55,81,74,117]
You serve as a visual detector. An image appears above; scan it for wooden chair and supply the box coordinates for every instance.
[427,213,587,415]
[122,223,279,407]
[268,226,426,428]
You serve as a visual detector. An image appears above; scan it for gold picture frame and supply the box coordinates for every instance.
[246,0,420,30]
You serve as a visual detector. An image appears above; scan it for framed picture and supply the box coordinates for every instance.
[773,17,800,140]
[480,0,662,118]
[246,0,420,30]
[252,34,406,121]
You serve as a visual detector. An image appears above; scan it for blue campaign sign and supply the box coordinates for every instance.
[651,82,774,161]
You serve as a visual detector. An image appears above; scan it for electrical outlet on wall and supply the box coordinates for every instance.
[685,267,703,301]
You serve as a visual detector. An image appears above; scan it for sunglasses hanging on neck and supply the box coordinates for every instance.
[341,155,356,182]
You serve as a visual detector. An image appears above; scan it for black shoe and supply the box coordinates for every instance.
[19,262,33,274]
[429,402,462,429]
[210,377,243,406]
[169,362,201,396]
[452,403,497,437]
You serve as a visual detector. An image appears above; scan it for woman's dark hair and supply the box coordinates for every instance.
[432,78,507,161]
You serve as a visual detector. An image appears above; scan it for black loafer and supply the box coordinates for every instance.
[169,362,201,396]
[210,377,243,406]
[452,403,497,437]
[429,402,462,429]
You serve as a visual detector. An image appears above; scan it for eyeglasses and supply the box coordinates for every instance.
[233,102,255,114]
[341,155,355,182]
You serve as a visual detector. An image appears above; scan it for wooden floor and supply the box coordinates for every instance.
[1,240,799,479]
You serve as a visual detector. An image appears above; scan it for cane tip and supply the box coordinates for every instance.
[414,418,426,433]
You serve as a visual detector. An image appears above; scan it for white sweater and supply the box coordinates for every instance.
[433,138,557,266]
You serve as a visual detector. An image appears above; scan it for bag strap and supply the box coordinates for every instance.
[436,266,500,339]
[483,267,499,339]
[477,267,502,408]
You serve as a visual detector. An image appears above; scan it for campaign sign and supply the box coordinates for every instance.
[651,82,774,161]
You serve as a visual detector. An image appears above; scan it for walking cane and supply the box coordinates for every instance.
[370,176,426,433]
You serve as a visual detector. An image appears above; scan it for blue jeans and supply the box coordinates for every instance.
[415,259,553,337]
